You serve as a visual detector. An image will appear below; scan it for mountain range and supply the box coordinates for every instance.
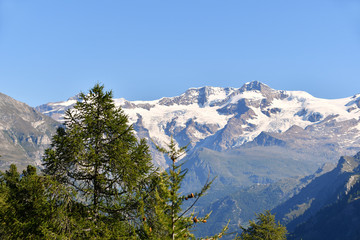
[1,81,360,239]
[36,81,360,168]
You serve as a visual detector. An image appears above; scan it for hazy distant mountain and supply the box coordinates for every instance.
[0,93,60,170]
[193,151,360,239]
[289,179,360,240]
[36,81,360,169]
[273,151,360,239]
[190,162,335,238]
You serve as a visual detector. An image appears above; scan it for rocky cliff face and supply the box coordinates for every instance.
[0,93,60,170]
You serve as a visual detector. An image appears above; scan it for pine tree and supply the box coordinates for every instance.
[42,84,154,237]
[237,210,287,240]
[138,138,229,239]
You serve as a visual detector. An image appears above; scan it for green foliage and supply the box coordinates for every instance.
[39,84,158,238]
[0,164,79,239]
[42,83,154,224]
[237,210,287,240]
[138,138,228,240]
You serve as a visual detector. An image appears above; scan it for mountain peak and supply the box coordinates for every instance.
[158,86,235,106]
[67,93,82,101]
[336,154,360,173]
[240,81,270,92]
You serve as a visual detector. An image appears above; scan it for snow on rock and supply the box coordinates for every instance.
[36,82,360,166]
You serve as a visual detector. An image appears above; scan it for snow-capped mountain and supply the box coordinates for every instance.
[36,81,360,168]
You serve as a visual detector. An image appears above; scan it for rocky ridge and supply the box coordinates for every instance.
[0,93,60,170]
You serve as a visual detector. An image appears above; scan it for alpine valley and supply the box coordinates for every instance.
[2,81,360,239]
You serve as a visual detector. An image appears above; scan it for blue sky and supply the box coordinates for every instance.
[1,0,359,107]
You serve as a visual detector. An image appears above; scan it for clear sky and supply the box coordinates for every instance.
[1,0,360,107]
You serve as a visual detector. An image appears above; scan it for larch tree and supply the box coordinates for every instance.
[138,138,229,240]
[42,84,154,237]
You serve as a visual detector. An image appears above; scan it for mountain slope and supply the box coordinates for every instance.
[189,162,335,238]
[273,152,360,233]
[289,180,360,240]
[180,146,319,193]
[0,93,60,170]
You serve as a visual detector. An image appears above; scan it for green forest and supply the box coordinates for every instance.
[0,84,286,239]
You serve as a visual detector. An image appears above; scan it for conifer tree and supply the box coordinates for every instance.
[42,84,154,236]
[138,138,228,240]
[237,210,287,240]
[0,164,79,239]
